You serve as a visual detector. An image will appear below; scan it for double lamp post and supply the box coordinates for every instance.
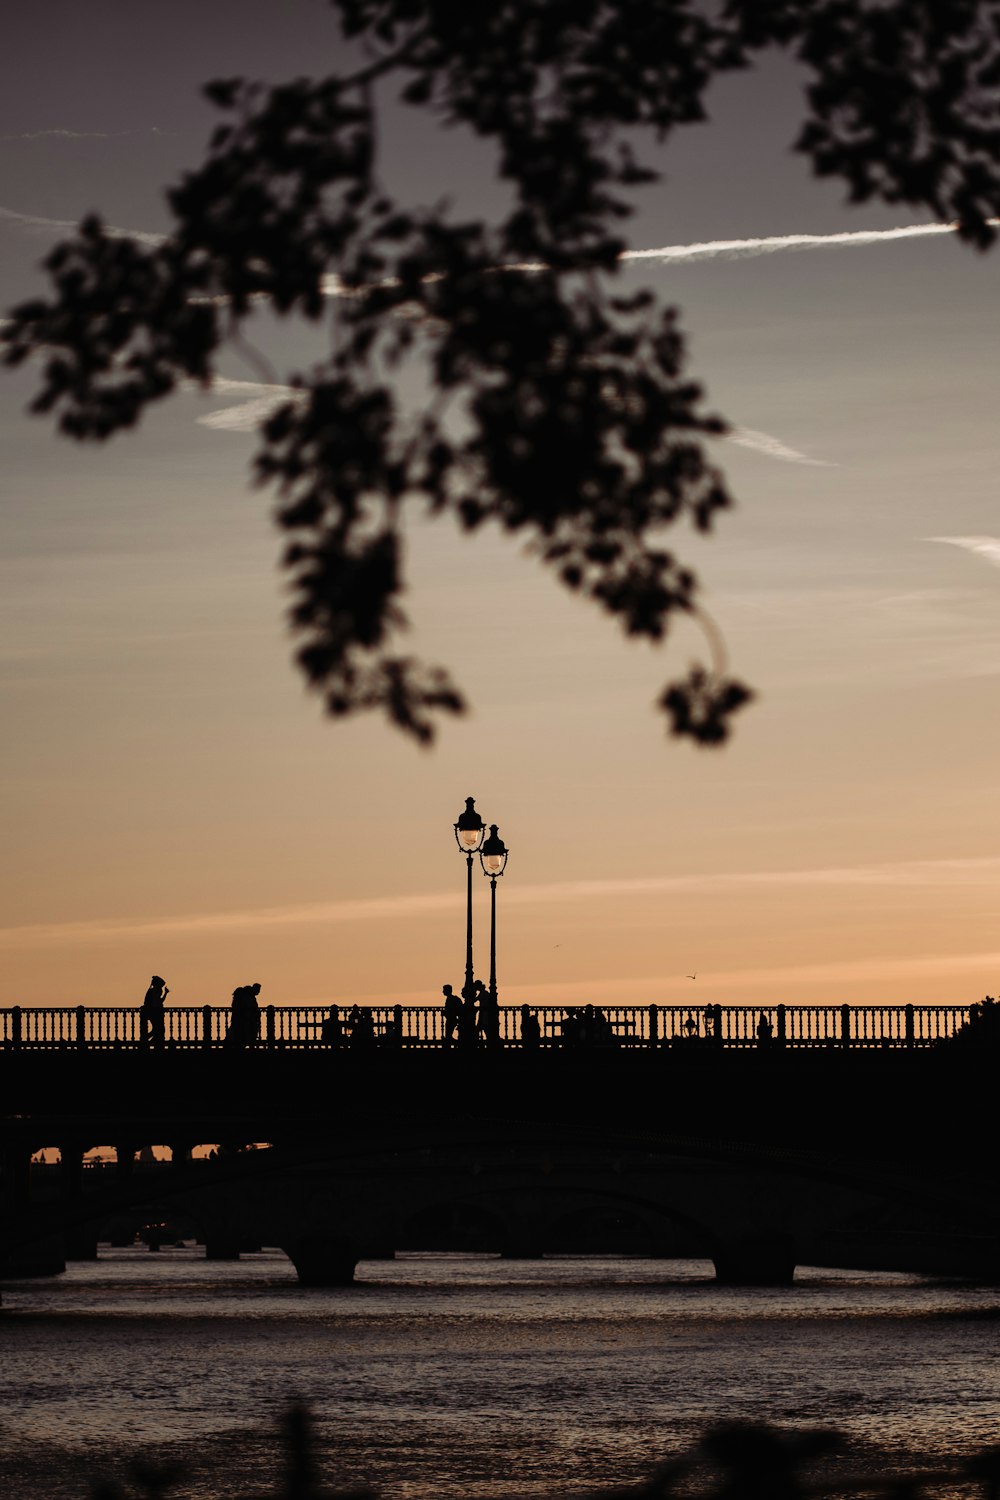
[454,796,509,1006]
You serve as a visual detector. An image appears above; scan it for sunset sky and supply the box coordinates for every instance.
[3,1,1000,1013]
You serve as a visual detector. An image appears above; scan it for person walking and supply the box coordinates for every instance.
[477,983,501,1049]
[442,984,462,1047]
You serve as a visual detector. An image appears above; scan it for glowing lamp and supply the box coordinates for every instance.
[480,825,508,878]
[454,796,486,853]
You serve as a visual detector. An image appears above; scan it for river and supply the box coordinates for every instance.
[1,1250,998,1500]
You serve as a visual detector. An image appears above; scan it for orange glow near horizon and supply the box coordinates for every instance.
[3,16,1000,1017]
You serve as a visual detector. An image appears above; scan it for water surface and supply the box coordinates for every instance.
[2,1250,997,1500]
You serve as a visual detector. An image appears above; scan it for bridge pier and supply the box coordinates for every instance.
[711,1234,796,1287]
[500,1241,545,1259]
[1,1233,67,1278]
[204,1238,242,1261]
[284,1234,358,1286]
[64,1228,99,1261]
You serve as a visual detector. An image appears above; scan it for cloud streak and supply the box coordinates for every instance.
[3,200,988,270]
[727,426,832,467]
[13,201,952,465]
[0,128,171,142]
[3,855,1000,951]
[0,204,165,246]
[193,382,828,464]
[926,536,1000,570]
[621,219,1000,266]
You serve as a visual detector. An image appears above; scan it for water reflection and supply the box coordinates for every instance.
[2,1250,997,1500]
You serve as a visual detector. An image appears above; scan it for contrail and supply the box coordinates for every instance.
[197,389,829,465]
[926,536,1000,569]
[11,202,966,466]
[194,380,828,463]
[0,204,165,246]
[620,219,1000,265]
[2,200,990,268]
[728,426,832,467]
[0,127,172,142]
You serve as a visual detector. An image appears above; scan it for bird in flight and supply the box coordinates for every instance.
[686,974,697,980]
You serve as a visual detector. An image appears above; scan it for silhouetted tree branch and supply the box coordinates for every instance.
[82,1408,1000,1500]
[6,2,1000,744]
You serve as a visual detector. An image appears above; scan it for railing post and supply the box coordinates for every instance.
[202,1005,213,1050]
[648,1004,658,1048]
[905,1003,915,1049]
[76,1005,87,1051]
[11,1005,22,1050]
[266,1005,276,1049]
[393,1003,403,1045]
[776,1004,786,1048]
[840,1003,851,1050]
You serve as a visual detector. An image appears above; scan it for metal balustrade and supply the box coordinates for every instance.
[0,1002,987,1051]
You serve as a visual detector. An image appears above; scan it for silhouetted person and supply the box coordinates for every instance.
[140,975,168,1049]
[246,982,262,1045]
[592,1006,616,1046]
[442,983,462,1047]
[350,1006,375,1049]
[521,1008,541,1049]
[478,985,501,1048]
[560,1009,581,1048]
[683,1011,698,1039]
[756,1012,773,1048]
[224,985,256,1050]
[381,1016,401,1049]
[320,1004,343,1047]
[458,981,478,1049]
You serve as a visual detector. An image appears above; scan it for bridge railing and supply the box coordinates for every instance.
[0,1002,986,1051]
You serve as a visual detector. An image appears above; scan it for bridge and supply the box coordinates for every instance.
[2,1003,998,1292]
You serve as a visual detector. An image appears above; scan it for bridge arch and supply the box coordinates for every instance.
[397,1199,510,1254]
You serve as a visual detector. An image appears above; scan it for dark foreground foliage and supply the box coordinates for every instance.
[87,1407,1000,1500]
[6,3,1000,744]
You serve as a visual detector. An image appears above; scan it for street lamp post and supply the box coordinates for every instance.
[454,797,486,999]
[479,825,509,1004]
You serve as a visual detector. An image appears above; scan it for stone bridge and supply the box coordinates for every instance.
[3,1028,998,1287]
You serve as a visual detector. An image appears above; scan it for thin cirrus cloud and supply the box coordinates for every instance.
[926,536,1000,569]
[2,854,1000,951]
